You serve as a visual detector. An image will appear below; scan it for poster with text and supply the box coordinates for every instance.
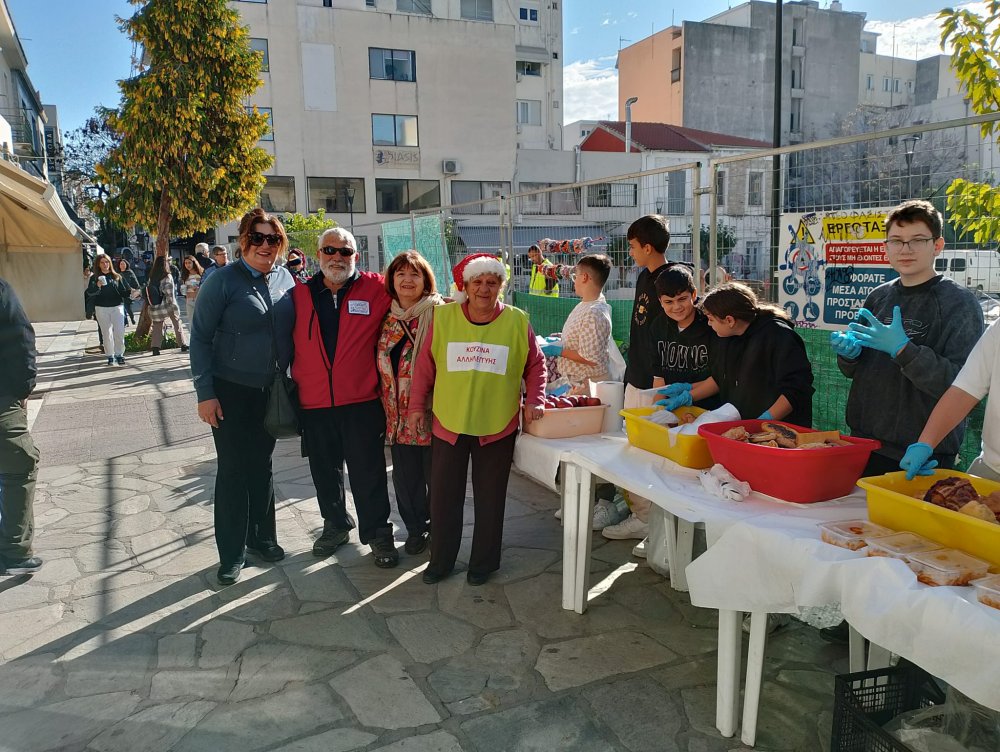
[778,208,899,331]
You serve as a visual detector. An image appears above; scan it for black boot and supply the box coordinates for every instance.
[152,347,160,356]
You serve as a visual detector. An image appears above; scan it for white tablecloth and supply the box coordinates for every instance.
[513,432,627,491]
[687,513,1000,711]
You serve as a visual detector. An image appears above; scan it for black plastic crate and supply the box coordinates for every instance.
[831,662,947,752]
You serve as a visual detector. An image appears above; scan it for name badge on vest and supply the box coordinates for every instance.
[446,342,510,375]
[347,300,370,315]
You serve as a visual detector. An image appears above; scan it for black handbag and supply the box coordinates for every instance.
[240,266,300,439]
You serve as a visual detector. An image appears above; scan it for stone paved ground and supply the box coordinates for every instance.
[0,320,852,752]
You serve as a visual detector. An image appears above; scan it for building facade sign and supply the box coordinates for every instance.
[373,148,420,168]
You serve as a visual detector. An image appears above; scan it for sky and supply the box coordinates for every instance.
[5,0,987,135]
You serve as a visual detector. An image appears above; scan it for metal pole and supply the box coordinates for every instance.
[691,163,703,288]
[769,0,783,304]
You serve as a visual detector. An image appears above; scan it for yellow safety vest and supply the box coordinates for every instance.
[529,260,559,297]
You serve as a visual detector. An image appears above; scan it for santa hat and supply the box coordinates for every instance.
[452,253,507,303]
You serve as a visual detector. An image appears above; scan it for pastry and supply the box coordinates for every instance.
[722,426,750,442]
[760,421,798,448]
[957,500,998,524]
[748,431,778,443]
[923,477,979,510]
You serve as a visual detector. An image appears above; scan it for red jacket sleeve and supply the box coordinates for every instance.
[523,325,546,407]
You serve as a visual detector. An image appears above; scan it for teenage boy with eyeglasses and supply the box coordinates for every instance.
[288,227,398,568]
[831,199,984,475]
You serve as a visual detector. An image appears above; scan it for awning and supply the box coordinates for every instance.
[515,45,551,63]
[0,157,92,252]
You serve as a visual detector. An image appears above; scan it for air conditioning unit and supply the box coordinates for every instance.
[442,158,462,174]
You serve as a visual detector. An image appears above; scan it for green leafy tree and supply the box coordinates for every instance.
[283,210,338,254]
[699,222,737,265]
[96,0,273,261]
[940,3,1000,244]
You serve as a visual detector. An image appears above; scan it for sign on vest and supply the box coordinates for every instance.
[446,342,510,375]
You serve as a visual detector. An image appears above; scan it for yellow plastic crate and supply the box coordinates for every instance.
[858,470,1000,567]
[620,406,713,469]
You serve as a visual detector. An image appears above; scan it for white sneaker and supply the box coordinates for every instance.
[601,514,648,540]
[631,538,647,558]
[592,500,624,530]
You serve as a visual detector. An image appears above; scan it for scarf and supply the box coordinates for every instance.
[390,293,444,360]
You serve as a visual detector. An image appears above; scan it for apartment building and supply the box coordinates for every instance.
[221,0,564,264]
[0,2,47,179]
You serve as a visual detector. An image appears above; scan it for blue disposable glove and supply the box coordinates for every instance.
[848,306,909,357]
[657,382,692,398]
[758,410,773,420]
[655,390,693,411]
[541,342,563,357]
[829,330,862,359]
[899,442,938,481]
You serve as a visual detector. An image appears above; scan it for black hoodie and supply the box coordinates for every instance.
[710,312,814,427]
[0,277,36,407]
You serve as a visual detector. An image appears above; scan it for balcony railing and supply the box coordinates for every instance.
[0,107,41,157]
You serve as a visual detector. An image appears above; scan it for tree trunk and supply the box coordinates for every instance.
[155,188,171,258]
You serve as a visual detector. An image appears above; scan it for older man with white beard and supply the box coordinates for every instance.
[289,228,397,567]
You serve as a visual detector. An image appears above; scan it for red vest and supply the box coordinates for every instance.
[291,272,391,409]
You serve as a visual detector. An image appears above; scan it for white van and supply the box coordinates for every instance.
[934,250,1000,293]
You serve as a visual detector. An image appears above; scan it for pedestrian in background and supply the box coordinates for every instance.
[284,247,309,284]
[191,208,296,586]
[146,256,188,356]
[117,258,140,326]
[0,276,42,575]
[193,242,215,275]
[181,255,204,327]
[202,245,229,284]
[86,254,131,366]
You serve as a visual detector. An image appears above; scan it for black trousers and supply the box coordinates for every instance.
[427,430,517,577]
[211,378,277,566]
[300,400,392,544]
[390,443,431,537]
[863,450,956,477]
[0,401,39,560]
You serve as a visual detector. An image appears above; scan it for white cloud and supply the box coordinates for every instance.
[563,58,619,123]
[865,2,987,58]
[601,18,611,26]
[570,26,580,34]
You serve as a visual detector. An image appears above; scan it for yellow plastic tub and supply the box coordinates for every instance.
[620,406,713,469]
[858,470,1000,567]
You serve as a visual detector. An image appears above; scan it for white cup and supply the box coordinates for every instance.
[98,275,107,285]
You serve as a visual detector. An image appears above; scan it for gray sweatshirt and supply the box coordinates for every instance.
[839,275,984,461]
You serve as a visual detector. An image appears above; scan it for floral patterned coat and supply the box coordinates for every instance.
[377,314,432,446]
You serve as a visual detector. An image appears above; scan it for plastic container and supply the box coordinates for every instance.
[865,532,941,561]
[524,404,607,439]
[818,519,894,550]
[831,664,945,752]
[620,406,713,469]
[972,574,1000,610]
[907,549,990,587]
[697,420,881,503]
[858,470,1000,567]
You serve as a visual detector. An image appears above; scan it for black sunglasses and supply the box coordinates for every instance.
[320,246,355,257]
[247,231,281,247]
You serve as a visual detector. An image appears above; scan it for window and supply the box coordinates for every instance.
[516,61,542,77]
[375,179,440,213]
[516,99,542,126]
[935,258,947,272]
[586,183,637,208]
[451,180,511,214]
[249,38,269,72]
[666,171,685,215]
[747,171,763,207]
[790,99,802,132]
[323,0,332,5]
[518,183,580,215]
[397,0,431,13]
[461,0,492,20]
[260,176,295,213]
[519,6,539,23]
[308,177,366,214]
[883,77,891,92]
[670,48,681,83]
[715,171,726,207]
[369,48,416,82]
[951,258,967,272]
[866,74,873,91]
[247,106,273,141]
[366,0,376,5]
[372,114,418,146]
[746,241,763,278]
[893,78,900,93]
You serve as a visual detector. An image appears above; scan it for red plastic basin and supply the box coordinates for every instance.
[697,420,881,503]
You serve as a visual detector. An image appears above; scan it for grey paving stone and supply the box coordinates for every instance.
[437,576,513,630]
[269,728,378,752]
[0,603,65,655]
[149,666,240,701]
[490,547,560,584]
[342,565,434,613]
[284,557,358,603]
[70,570,157,598]
[199,619,257,668]
[269,609,388,651]
[88,699,216,752]
[221,583,300,623]
[329,654,441,729]
[535,631,677,692]
[0,653,62,712]
[140,446,208,465]
[172,684,343,752]
[427,661,489,703]
[368,730,466,752]
[753,682,823,751]
[504,573,589,639]
[0,691,142,751]
[0,582,51,611]
[681,686,719,738]
[386,612,479,664]
[650,657,719,692]
[113,493,152,515]
[461,695,618,752]
[231,642,357,702]
[582,676,686,752]
[26,555,81,586]
[62,632,156,697]
[158,633,198,668]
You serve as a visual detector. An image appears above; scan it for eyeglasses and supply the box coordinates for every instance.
[320,246,355,257]
[885,237,934,253]
[247,231,281,247]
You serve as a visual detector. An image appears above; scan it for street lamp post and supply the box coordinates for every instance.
[902,134,920,198]
[345,185,356,235]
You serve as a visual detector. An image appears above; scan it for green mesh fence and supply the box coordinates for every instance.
[512,291,985,469]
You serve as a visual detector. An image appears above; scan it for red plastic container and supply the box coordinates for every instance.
[697,420,881,503]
